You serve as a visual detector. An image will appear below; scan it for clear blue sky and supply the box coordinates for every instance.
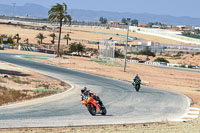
[0,0,199,18]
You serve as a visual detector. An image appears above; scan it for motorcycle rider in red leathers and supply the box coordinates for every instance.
[81,87,104,108]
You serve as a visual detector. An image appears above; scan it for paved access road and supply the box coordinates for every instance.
[0,53,190,128]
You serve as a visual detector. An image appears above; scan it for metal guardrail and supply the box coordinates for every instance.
[145,61,200,69]
[18,45,56,54]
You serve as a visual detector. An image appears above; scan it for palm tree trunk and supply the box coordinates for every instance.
[66,39,68,47]
[57,20,62,57]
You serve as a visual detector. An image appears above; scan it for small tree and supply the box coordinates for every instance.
[69,42,85,55]
[76,42,85,55]
[0,34,14,44]
[103,18,108,24]
[13,33,21,43]
[36,33,46,44]
[99,17,107,24]
[121,18,127,25]
[115,49,124,58]
[139,46,155,60]
[49,33,56,44]
[69,42,77,53]
[99,17,104,23]
[131,19,138,26]
[63,34,71,47]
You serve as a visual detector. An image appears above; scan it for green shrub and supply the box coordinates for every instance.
[195,52,200,55]
[154,57,169,63]
[180,64,186,68]
[115,49,124,58]
[182,32,200,39]
[32,88,62,93]
[188,65,194,68]
[69,42,85,55]
[138,47,155,57]
[91,58,123,67]
[127,51,139,55]
[9,76,30,84]
[172,52,182,59]
[131,57,140,60]
[0,34,14,44]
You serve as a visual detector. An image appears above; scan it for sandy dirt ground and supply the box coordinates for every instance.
[0,61,70,106]
[128,54,200,66]
[168,54,200,66]
[0,24,125,46]
[0,120,200,133]
[0,22,196,49]
[64,26,196,45]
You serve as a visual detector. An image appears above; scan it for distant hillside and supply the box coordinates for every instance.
[70,9,200,26]
[0,3,48,18]
[0,3,200,26]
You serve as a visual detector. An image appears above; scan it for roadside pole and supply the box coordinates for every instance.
[123,25,129,72]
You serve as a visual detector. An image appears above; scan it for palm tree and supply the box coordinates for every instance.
[63,34,71,47]
[35,33,46,44]
[14,33,21,43]
[49,33,56,44]
[24,38,29,44]
[48,3,72,57]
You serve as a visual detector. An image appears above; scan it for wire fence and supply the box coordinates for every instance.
[99,40,115,59]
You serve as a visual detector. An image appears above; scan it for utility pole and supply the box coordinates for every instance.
[123,18,131,72]
[12,3,16,17]
[123,25,129,72]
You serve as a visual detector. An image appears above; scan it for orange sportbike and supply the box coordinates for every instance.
[81,96,107,116]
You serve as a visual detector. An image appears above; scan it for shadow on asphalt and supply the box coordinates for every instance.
[126,88,164,95]
[136,90,164,95]
[0,69,31,76]
[95,114,113,117]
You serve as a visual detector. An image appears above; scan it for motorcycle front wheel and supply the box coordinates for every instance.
[87,104,96,116]
[135,84,140,92]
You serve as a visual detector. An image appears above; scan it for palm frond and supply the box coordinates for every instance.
[48,3,72,24]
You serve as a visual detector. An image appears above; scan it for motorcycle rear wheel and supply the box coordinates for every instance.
[101,106,107,115]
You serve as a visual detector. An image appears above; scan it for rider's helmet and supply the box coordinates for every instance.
[81,87,87,93]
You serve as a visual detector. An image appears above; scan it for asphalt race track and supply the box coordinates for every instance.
[0,53,190,128]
